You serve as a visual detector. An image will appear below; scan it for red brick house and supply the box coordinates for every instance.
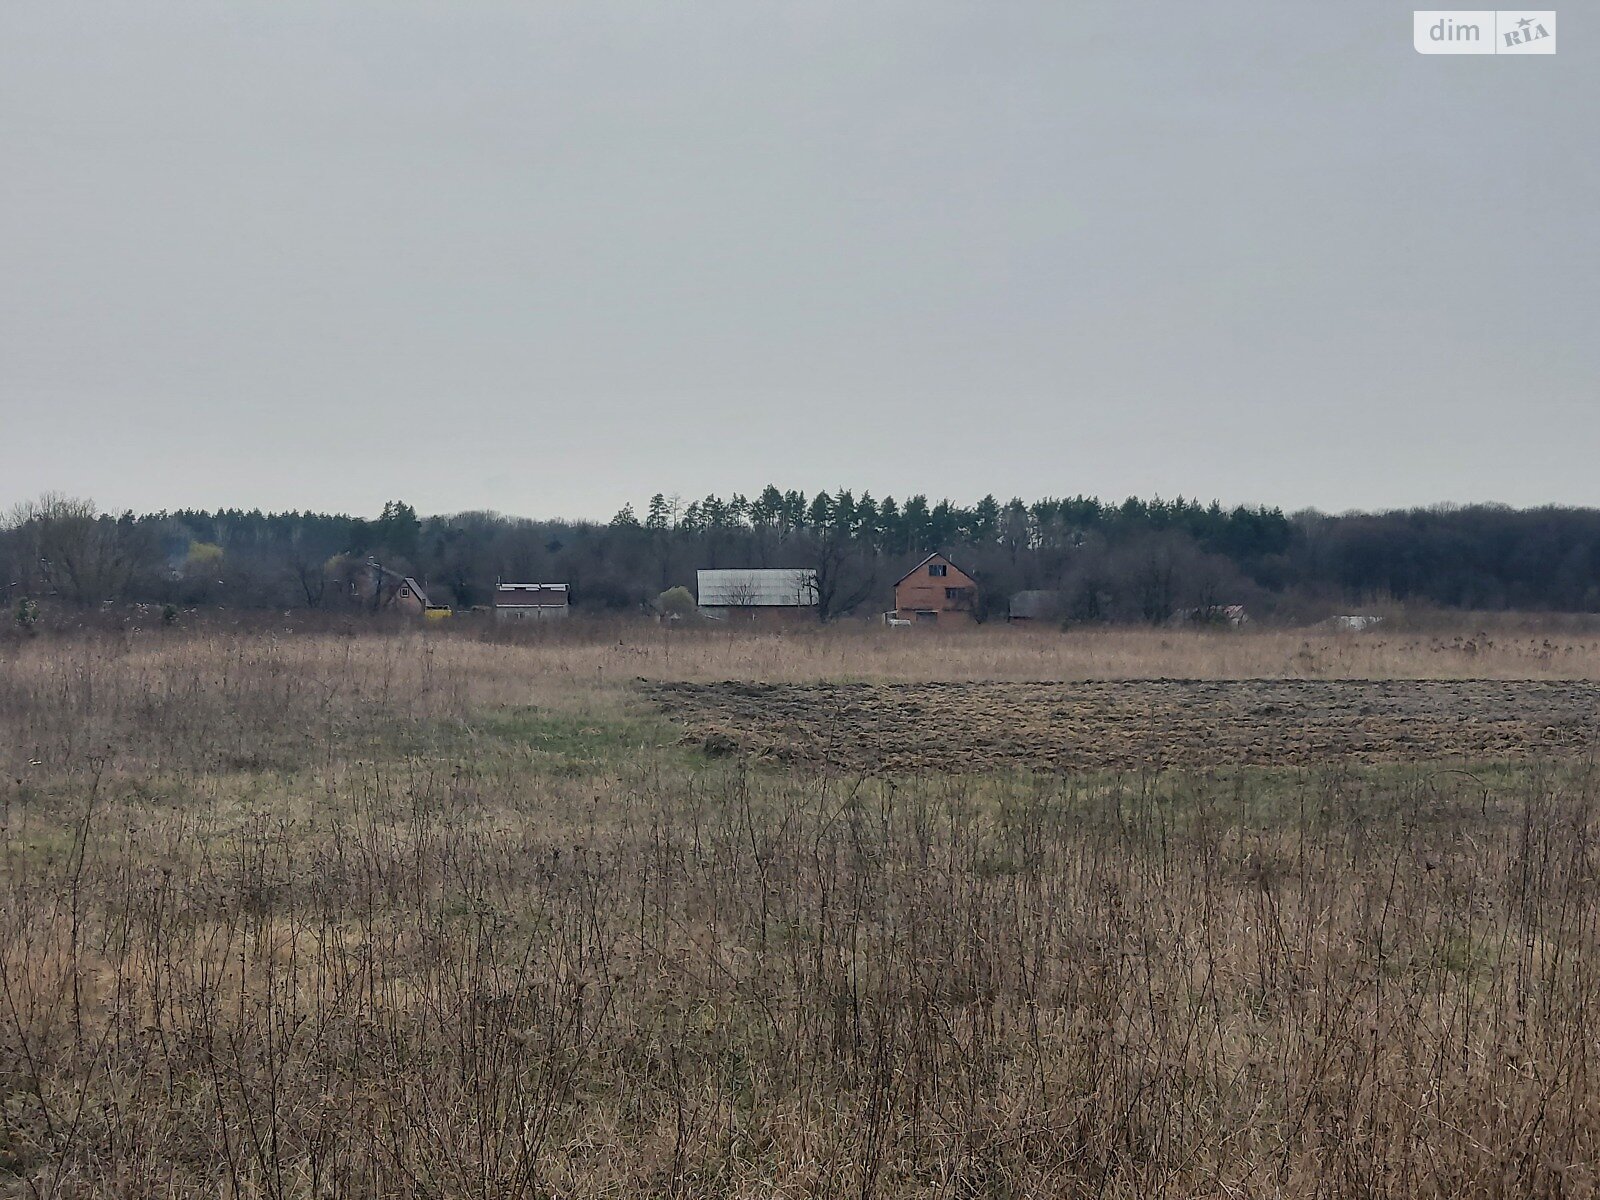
[892,553,978,625]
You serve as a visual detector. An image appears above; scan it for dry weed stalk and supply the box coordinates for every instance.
[0,629,1597,1196]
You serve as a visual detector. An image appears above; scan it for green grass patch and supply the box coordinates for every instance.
[452,701,695,775]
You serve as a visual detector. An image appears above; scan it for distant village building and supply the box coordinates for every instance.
[1329,614,1383,631]
[394,576,429,617]
[1180,604,1249,628]
[360,560,451,619]
[1008,590,1063,623]
[495,582,570,621]
[696,568,818,625]
[893,553,977,625]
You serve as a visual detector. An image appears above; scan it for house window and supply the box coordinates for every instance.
[915,610,938,622]
[945,587,967,601]
[928,563,947,577]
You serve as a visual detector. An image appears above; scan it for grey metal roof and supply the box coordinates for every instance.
[697,568,818,607]
[496,582,569,607]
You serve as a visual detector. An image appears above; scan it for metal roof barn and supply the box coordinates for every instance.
[1009,590,1063,621]
[697,568,818,608]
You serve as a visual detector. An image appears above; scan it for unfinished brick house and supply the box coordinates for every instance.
[892,552,978,625]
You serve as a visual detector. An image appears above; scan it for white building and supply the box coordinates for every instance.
[696,568,818,623]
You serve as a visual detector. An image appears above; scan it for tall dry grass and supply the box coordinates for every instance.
[8,621,1600,727]
[487,620,1600,682]
[1,627,1599,1196]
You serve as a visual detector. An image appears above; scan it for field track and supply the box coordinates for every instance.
[648,678,1600,772]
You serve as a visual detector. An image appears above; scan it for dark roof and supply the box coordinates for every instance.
[892,551,972,588]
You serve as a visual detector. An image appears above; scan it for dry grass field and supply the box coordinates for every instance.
[3,623,1600,1197]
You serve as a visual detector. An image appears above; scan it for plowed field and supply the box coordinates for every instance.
[646,679,1600,772]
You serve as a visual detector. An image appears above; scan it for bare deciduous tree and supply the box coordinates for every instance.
[810,533,874,623]
[5,493,154,605]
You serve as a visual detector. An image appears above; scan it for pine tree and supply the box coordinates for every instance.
[806,491,833,530]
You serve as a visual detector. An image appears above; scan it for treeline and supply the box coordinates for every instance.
[3,490,1599,623]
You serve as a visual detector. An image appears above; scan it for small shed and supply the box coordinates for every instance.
[1009,590,1063,623]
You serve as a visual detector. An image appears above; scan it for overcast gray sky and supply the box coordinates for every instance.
[2,2,1594,520]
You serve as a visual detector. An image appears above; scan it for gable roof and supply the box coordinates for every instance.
[892,552,972,588]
